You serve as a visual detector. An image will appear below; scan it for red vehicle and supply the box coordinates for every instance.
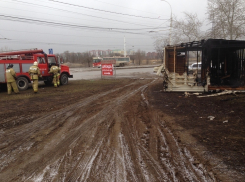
[92,57,102,68]
[0,49,73,90]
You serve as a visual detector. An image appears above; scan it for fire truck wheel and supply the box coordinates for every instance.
[17,77,29,91]
[60,74,68,85]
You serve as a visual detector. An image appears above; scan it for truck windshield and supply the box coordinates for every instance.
[93,59,101,63]
[48,57,56,64]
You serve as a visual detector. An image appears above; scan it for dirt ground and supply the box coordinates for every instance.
[0,76,244,182]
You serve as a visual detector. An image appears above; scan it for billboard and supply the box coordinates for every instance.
[102,64,114,76]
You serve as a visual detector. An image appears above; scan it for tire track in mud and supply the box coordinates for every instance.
[119,86,216,182]
[156,124,214,182]
[0,79,151,181]
[0,82,126,177]
[56,82,153,182]
[0,81,137,158]
[0,78,216,182]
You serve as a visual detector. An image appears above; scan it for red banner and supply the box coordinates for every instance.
[102,64,114,76]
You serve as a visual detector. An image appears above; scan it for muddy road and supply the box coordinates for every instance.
[0,76,244,181]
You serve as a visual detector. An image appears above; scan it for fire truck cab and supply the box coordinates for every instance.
[0,49,73,90]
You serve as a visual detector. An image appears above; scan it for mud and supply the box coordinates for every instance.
[0,77,244,182]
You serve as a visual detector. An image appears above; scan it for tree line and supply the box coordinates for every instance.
[154,0,245,61]
[56,50,160,66]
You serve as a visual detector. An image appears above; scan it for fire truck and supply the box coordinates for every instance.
[0,49,73,90]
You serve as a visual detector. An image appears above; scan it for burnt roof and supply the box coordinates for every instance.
[177,39,245,49]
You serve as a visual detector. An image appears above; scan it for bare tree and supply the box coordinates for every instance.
[83,52,93,67]
[135,49,145,65]
[153,11,204,53]
[129,54,135,64]
[154,37,168,64]
[207,0,245,40]
[172,12,204,43]
[77,52,83,63]
[63,51,70,63]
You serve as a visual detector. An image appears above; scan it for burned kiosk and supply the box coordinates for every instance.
[158,39,245,92]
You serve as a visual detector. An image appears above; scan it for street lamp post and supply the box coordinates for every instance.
[161,0,172,45]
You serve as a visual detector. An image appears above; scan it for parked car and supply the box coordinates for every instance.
[189,63,202,73]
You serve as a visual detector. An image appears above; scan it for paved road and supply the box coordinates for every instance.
[70,66,156,80]
[32,66,156,87]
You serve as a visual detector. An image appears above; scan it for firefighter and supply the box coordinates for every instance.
[29,61,42,93]
[48,63,60,87]
[5,64,19,94]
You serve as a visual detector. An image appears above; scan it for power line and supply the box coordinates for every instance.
[46,0,167,20]
[92,0,164,16]
[2,1,165,28]
[0,14,170,34]
[0,28,157,39]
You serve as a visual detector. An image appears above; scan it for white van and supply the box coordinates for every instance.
[189,63,202,72]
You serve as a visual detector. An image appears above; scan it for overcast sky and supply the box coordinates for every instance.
[0,0,208,54]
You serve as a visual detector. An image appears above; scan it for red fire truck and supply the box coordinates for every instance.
[92,57,102,68]
[0,49,73,90]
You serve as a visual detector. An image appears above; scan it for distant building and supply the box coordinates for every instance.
[127,50,134,55]
[112,49,124,55]
[89,50,108,57]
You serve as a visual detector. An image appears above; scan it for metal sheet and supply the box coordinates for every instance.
[0,64,5,82]
[13,64,20,73]
[22,64,33,73]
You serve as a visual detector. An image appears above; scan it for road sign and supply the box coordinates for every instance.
[102,64,114,76]
[49,49,53,54]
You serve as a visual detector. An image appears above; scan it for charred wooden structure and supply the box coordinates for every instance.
[161,39,245,92]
